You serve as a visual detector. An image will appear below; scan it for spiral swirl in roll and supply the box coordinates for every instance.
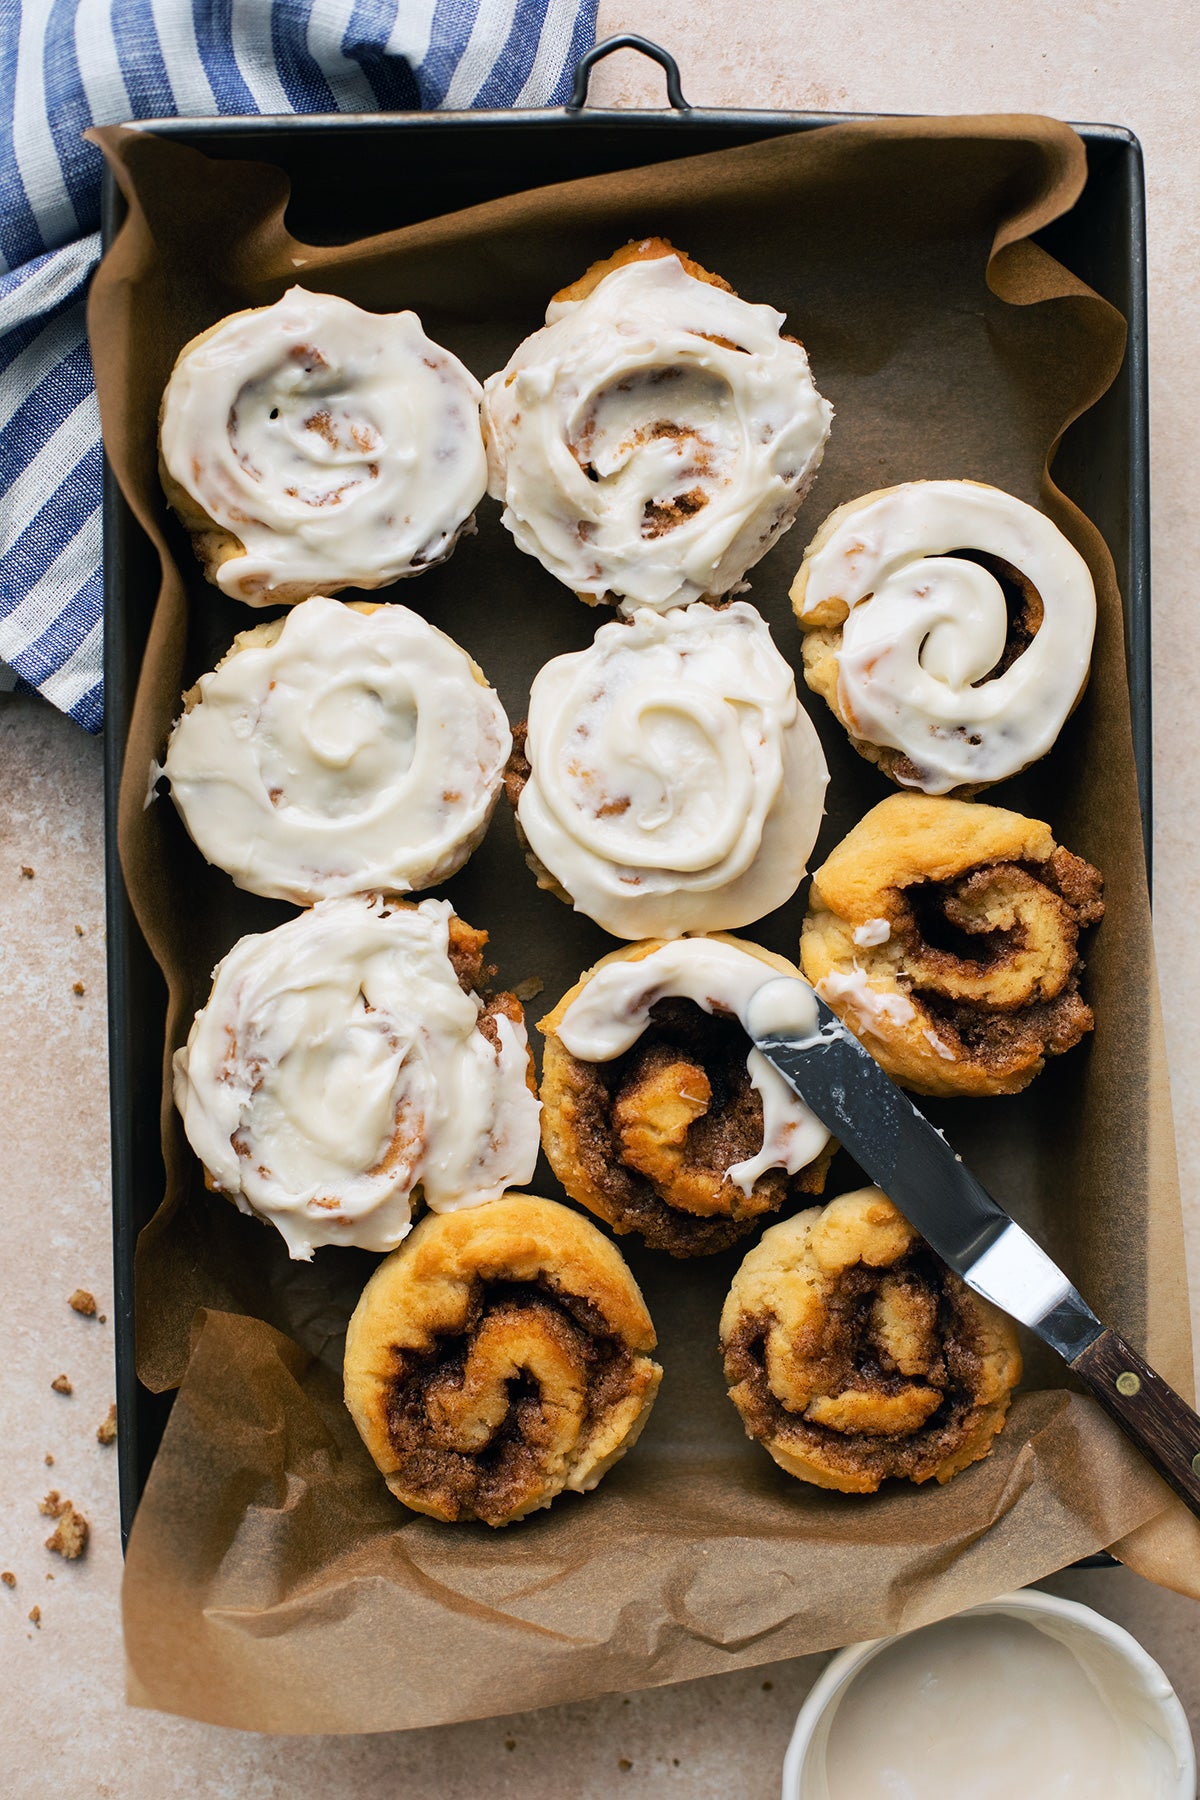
[343,1194,662,1525]
[511,600,828,939]
[482,239,832,612]
[539,936,833,1256]
[172,896,540,1258]
[790,481,1097,794]
[800,795,1104,1097]
[721,1188,1022,1493]
[162,596,511,904]
[158,287,487,605]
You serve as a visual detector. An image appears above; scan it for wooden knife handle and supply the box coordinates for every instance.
[1072,1327,1200,1518]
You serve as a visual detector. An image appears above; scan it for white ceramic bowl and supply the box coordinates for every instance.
[781,1588,1195,1800]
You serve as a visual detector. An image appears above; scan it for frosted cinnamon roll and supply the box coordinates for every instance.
[162,596,510,904]
[343,1194,662,1525]
[510,600,828,939]
[720,1187,1022,1493]
[173,896,540,1259]
[790,481,1097,794]
[482,238,832,612]
[800,795,1104,1098]
[539,936,834,1257]
[158,287,487,605]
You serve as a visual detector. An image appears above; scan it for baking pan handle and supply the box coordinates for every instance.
[566,34,691,112]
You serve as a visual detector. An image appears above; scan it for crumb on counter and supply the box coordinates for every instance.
[512,975,545,1002]
[72,981,85,997]
[97,1404,117,1446]
[68,1289,96,1316]
[39,1491,62,1517]
[28,1605,40,1627]
[74,923,84,936]
[43,1497,89,1561]
[44,1453,53,1466]
[1,1572,14,1588]
[618,1759,632,1773]
[19,865,34,879]
[50,1375,72,1395]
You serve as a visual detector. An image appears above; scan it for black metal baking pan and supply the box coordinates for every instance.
[102,35,1152,1548]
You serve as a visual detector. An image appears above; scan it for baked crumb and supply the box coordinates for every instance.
[44,1454,53,1466]
[72,981,85,996]
[19,865,34,879]
[39,1491,63,1517]
[1,1571,15,1588]
[97,1404,117,1446]
[50,1375,72,1395]
[74,923,85,936]
[512,975,544,1002]
[44,1501,89,1560]
[618,1759,633,1773]
[28,1605,40,1627]
[68,1289,96,1316]
[98,1314,106,1324]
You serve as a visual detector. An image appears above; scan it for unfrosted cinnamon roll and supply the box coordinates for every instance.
[509,600,828,939]
[790,481,1097,794]
[800,795,1104,1097]
[482,237,832,612]
[343,1194,662,1525]
[720,1187,1022,1493]
[158,287,487,605]
[540,936,834,1257]
[173,896,540,1259]
[162,596,510,904]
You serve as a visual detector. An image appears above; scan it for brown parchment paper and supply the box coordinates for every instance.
[88,114,1200,1735]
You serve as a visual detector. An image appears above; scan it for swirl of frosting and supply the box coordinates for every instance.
[790,480,1097,794]
[720,1187,1022,1493]
[162,597,511,905]
[172,896,541,1259]
[158,286,487,605]
[514,600,828,939]
[343,1194,662,1525]
[540,936,833,1257]
[481,241,832,611]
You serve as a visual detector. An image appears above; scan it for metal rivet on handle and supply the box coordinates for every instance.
[1116,1371,1142,1396]
[1192,1452,1200,1477]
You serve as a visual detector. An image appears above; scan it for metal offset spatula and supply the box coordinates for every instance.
[745,980,1200,1519]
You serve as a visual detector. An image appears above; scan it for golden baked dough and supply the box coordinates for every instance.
[343,1194,662,1525]
[800,794,1104,1097]
[550,235,734,305]
[720,1187,1022,1493]
[539,935,834,1257]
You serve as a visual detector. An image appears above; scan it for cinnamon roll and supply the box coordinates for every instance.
[162,596,510,904]
[510,600,828,939]
[343,1194,662,1525]
[158,287,487,605]
[790,481,1097,794]
[482,237,832,611]
[539,936,834,1257]
[800,795,1104,1097]
[173,896,540,1259]
[720,1187,1022,1493]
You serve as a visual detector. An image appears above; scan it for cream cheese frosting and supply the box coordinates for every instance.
[172,896,541,1259]
[162,596,511,904]
[159,286,487,604]
[517,600,829,939]
[790,480,1096,792]
[482,253,832,611]
[555,938,831,1195]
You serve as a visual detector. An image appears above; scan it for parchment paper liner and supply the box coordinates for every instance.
[88,113,1200,1734]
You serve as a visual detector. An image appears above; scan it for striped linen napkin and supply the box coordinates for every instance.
[0,0,598,733]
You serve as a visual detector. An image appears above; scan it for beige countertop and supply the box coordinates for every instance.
[2,4,1198,1792]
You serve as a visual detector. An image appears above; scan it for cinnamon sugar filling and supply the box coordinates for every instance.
[561,998,826,1257]
[724,1249,992,1485]
[383,1278,636,1526]
[893,850,1103,1073]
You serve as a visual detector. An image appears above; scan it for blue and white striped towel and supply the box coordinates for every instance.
[0,1,598,733]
